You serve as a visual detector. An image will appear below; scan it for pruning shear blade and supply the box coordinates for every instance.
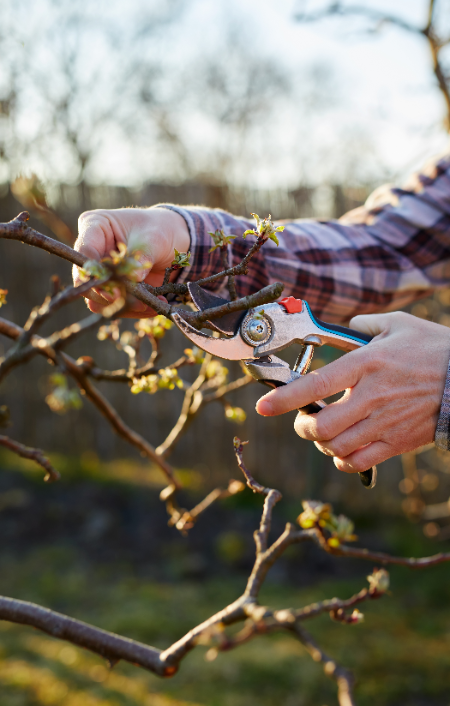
[171,311,257,361]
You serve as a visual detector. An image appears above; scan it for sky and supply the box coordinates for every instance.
[1,0,449,188]
[180,0,449,182]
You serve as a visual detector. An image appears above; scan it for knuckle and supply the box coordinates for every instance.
[309,371,331,401]
[314,415,333,441]
[294,414,314,439]
[78,209,96,224]
[78,209,109,232]
[327,439,345,457]
[343,457,366,473]
[293,414,306,437]
[363,347,388,374]
[391,311,408,325]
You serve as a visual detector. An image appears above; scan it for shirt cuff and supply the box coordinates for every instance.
[155,204,225,293]
[435,356,450,450]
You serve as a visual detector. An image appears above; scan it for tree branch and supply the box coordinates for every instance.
[220,245,237,301]
[0,596,169,675]
[313,532,450,567]
[0,317,179,489]
[295,0,450,131]
[0,212,171,316]
[170,479,246,533]
[0,436,60,482]
[0,434,447,704]
[290,623,356,706]
[0,213,284,329]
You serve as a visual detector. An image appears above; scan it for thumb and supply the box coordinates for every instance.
[133,251,154,283]
[127,231,156,282]
[349,313,391,338]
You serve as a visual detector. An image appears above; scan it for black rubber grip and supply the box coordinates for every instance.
[313,317,373,344]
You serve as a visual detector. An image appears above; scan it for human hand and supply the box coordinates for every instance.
[73,207,190,317]
[256,312,450,472]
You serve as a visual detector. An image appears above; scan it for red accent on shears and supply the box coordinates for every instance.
[279,296,304,314]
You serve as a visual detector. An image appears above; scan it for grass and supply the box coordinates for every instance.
[0,548,450,706]
[0,450,449,705]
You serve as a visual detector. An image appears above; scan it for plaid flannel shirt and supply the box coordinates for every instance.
[159,150,450,451]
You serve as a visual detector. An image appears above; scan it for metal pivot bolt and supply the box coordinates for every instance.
[241,314,272,345]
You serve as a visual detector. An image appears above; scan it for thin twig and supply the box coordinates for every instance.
[290,623,356,706]
[202,373,253,403]
[291,586,382,622]
[39,313,104,350]
[181,282,284,328]
[0,317,179,488]
[295,0,450,131]
[0,278,103,382]
[0,213,171,316]
[0,436,60,482]
[171,479,246,533]
[155,353,212,457]
[233,437,273,495]
[220,246,237,301]
[0,214,284,328]
[311,530,450,567]
[0,434,447,701]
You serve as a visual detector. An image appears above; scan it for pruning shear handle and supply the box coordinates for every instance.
[172,285,377,490]
[246,354,377,490]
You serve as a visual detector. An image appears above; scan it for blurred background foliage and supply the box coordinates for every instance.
[1,0,450,704]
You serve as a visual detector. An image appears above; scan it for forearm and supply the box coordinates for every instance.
[159,153,450,323]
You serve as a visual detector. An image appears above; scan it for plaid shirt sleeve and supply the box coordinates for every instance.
[158,151,450,449]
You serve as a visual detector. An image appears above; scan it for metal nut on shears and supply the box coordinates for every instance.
[241,312,272,346]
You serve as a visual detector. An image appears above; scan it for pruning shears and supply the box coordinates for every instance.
[172,283,377,489]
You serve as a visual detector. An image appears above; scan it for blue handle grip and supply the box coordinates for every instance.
[304,303,373,347]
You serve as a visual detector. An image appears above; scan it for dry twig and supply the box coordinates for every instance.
[0,439,447,705]
[0,435,60,482]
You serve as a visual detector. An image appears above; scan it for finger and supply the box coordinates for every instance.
[311,416,375,457]
[293,392,369,442]
[349,313,392,338]
[73,218,112,287]
[333,440,390,473]
[83,289,110,306]
[256,353,363,416]
[86,297,154,317]
[86,300,107,314]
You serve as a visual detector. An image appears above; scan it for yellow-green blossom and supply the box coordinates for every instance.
[243,213,284,246]
[97,322,120,342]
[208,229,237,252]
[136,316,173,339]
[205,360,229,385]
[80,242,151,282]
[297,500,332,529]
[171,249,191,268]
[157,368,184,390]
[79,259,109,281]
[131,368,184,394]
[367,568,390,594]
[131,374,159,394]
[225,407,247,424]
[184,347,205,364]
[327,514,357,546]
[45,374,83,414]
[349,610,364,624]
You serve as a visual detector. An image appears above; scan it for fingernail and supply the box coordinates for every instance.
[256,399,273,416]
